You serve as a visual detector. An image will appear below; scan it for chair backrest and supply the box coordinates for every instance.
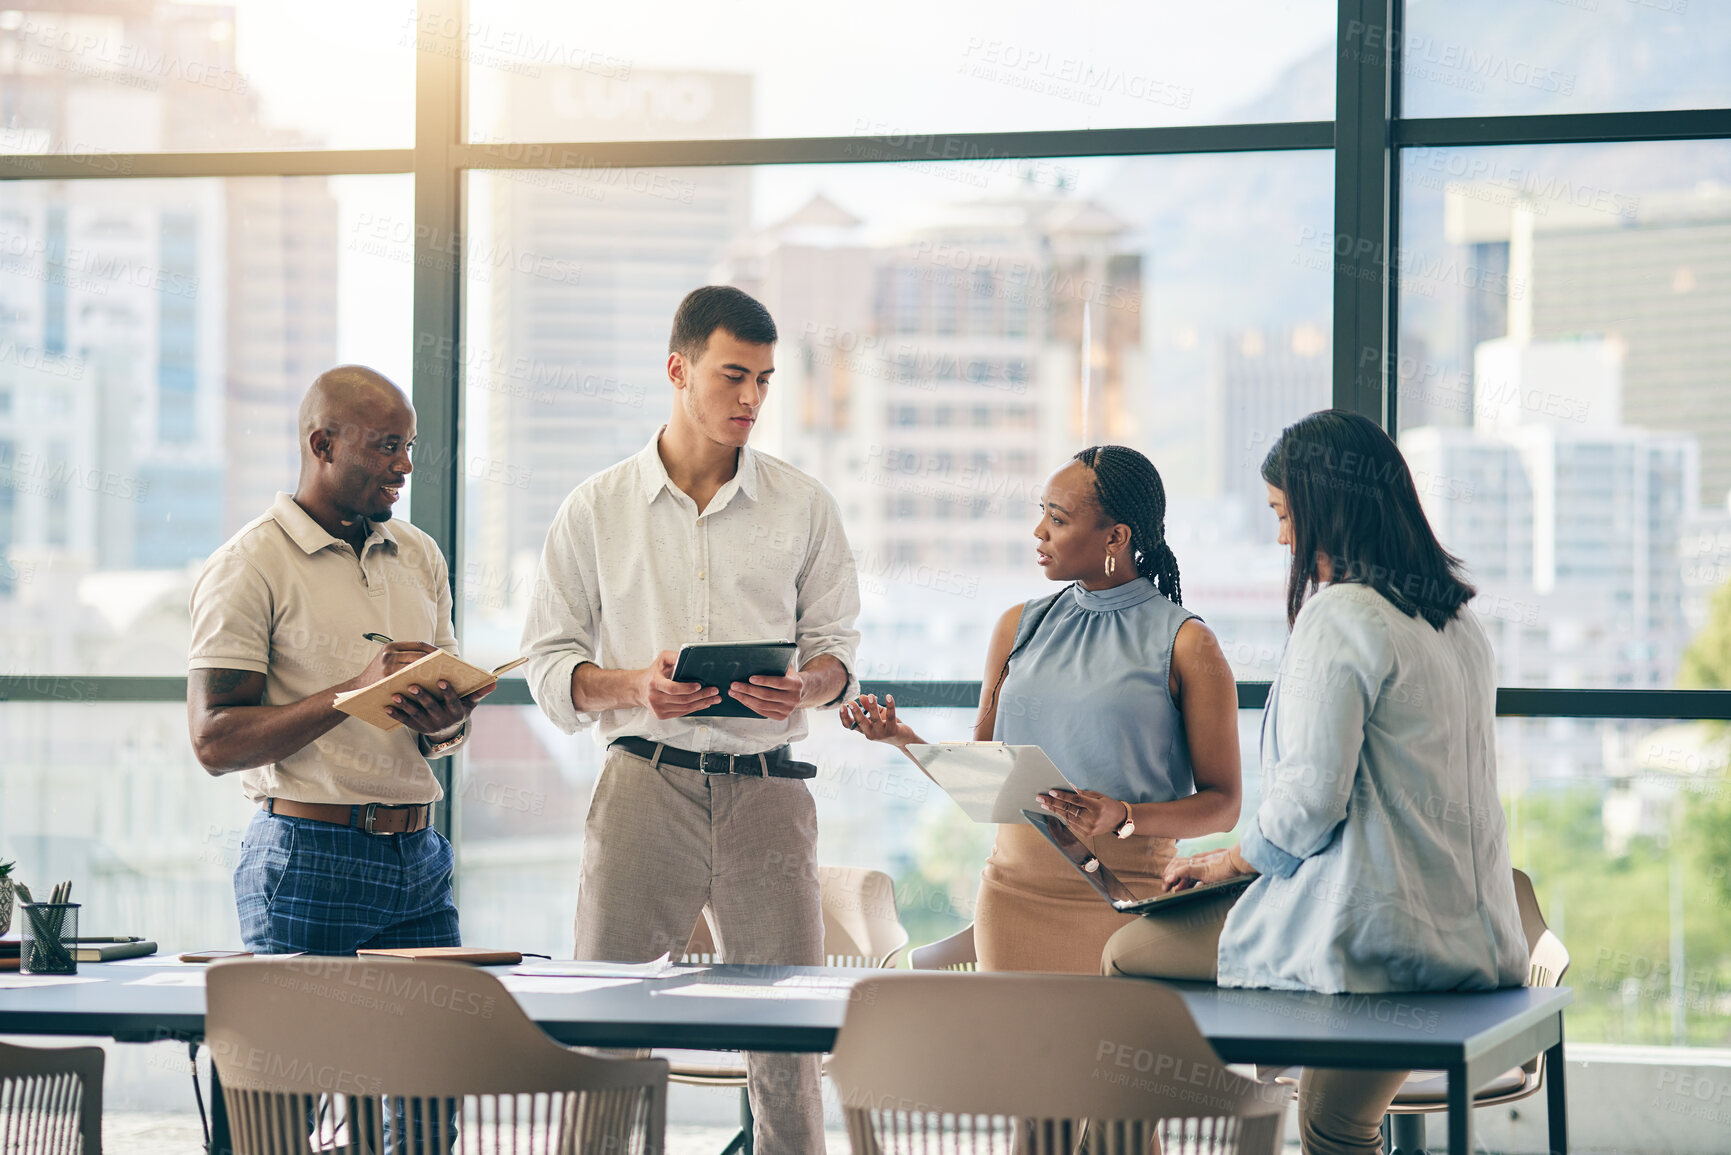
[0,1040,104,1155]
[683,865,911,969]
[1509,868,1571,986]
[817,865,910,968]
[909,922,978,972]
[1528,929,1570,989]
[1510,868,1548,957]
[829,973,1286,1155]
[206,957,666,1154]
[1509,869,1571,1081]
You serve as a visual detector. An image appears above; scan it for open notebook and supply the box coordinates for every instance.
[334,652,527,731]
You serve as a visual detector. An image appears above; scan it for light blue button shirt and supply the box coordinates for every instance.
[1218,583,1529,994]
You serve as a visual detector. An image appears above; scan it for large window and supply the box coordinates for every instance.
[0,1,414,153]
[0,175,412,675]
[463,0,1336,143]
[1397,141,1731,691]
[1402,0,1731,118]
[3,3,1731,1141]
[459,152,1333,681]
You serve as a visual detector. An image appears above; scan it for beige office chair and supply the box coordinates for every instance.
[830,972,1287,1154]
[909,921,978,971]
[1379,868,1572,1154]
[668,865,911,1154]
[0,1040,104,1155]
[206,957,667,1154]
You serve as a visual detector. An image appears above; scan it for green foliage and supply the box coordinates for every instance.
[1679,580,1731,690]
[0,859,12,879]
[1518,786,1731,1047]
[894,810,995,957]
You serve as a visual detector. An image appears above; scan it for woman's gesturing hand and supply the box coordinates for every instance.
[1038,788,1130,839]
[839,693,915,746]
[1162,845,1257,891]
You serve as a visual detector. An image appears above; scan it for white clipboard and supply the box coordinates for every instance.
[904,742,1074,824]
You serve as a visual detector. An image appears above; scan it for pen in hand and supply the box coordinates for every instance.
[363,632,394,644]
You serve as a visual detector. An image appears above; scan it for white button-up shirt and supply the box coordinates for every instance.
[521,430,862,754]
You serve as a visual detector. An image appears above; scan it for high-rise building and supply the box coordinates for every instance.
[222,178,338,537]
[1209,325,1330,504]
[0,1,336,582]
[1445,181,1731,505]
[712,188,1143,679]
[477,68,753,606]
[1402,336,1698,688]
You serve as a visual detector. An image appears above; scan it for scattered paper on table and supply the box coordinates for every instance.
[497,975,640,996]
[653,977,859,1001]
[512,956,705,980]
[110,957,206,968]
[126,971,207,987]
[0,975,104,990]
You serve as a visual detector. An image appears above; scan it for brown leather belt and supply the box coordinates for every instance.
[266,798,433,835]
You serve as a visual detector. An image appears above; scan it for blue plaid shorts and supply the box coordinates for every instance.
[234,808,460,955]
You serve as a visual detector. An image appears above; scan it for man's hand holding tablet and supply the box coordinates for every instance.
[725,670,808,721]
[640,650,724,719]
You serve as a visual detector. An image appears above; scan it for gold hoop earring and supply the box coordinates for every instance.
[1104,554,1116,577]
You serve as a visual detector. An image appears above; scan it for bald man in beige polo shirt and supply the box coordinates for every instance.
[187,366,493,954]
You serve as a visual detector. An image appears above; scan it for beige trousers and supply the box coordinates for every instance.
[574,745,826,1155]
[1102,892,1410,1155]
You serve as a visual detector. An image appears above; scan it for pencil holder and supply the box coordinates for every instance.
[20,902,79,975]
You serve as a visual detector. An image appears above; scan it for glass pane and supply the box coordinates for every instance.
[0,702,257,948]
[1501,714,1731,1048]
[459,706,1268,958]
[455,153,1330,976]
[1395,140,1731,690]
[459,152,1333,686]
[0,0,413,153]
[1400,0,1731,118]
[465,0,1335,144]
[0,174,412,675]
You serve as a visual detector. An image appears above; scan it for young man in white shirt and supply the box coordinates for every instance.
[522,285,861,1154]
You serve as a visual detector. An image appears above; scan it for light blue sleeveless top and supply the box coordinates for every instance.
[992,580,1199,804]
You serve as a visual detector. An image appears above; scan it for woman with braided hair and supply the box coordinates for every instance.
[842,445,1242,973]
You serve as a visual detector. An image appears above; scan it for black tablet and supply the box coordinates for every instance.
[671,640,798,718]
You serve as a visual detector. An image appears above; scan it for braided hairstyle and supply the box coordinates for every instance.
[1072,445,1183,605]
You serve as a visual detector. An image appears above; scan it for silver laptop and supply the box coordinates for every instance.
[1021,809,1254,913]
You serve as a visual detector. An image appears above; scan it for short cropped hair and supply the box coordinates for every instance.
[668,285,778,361]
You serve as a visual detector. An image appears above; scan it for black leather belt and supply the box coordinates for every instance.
[610,736,816,779]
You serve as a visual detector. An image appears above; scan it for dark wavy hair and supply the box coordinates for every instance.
[1260,410,1474,630]
[1073,445,1182,605]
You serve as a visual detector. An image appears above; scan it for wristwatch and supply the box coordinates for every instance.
[1114,799,1136,839]
[419,722,468,757]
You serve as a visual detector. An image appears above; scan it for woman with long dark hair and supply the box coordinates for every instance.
[843,445,1242,974]
[1102,411,1527,1154]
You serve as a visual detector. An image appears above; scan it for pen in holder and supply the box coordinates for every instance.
[20,902,80,975]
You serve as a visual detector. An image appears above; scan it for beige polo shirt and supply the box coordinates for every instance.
[187,492,458,806]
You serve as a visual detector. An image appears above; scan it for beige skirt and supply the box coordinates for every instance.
[974,821,1176,974]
